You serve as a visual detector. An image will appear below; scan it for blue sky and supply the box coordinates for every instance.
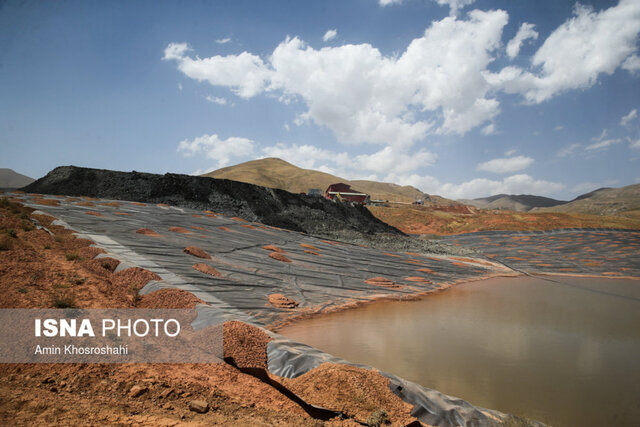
[1,0,639,200]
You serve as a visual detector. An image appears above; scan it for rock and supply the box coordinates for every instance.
[160,388,174,399]
[129,385,148,398]
[268,293,299,308]
[189,400,209,414]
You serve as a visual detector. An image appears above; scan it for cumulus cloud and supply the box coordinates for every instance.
[620,109,637,127]
[387,173,564,199]
[177,134,255,168]
[165,9,509,145]
[435,0,476,16]
[215,37,232,44]
[261,143,351,171]
[489,0,640,103]
[506,22,538,58]
[629,138,640,149]
[354,146,436,175]
[206,96,227,105]
[477,155,534,174]
[323,29,337,42]
[623,54,640,73]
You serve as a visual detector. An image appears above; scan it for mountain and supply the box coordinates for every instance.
[0,168,35,189]
[460,194,567,212]
[533,184,640,216]
[203,158,458,205]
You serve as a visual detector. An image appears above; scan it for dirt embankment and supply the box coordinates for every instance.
[0,197,424,425]
[23,166,399,237]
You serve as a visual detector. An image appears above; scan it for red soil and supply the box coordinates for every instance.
[262,245,286,253]
[299,243,319,251]
[268,294,299,309]
[75,201,94,207]
[304,250,320,256]
[183,246,211,260]
[169,226,191,234]
[85,211,102,217]
[364,277,402,289]
[192,263,222,277]
[137,288,204,309]
[101,202,120,207]
[223,321,271,370]
[269,252,292,263]
[136,228,161,237]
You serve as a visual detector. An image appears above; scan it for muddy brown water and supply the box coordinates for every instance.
[279,276,640,426]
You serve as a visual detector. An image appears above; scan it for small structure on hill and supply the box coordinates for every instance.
[325,183,370,204]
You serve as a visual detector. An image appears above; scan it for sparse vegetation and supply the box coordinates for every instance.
[52,292,77,309]
[6,228,17,238]
[101,261,112,270]
[18,288,28,294]
[366,409,389,426]
[65,252,81,261]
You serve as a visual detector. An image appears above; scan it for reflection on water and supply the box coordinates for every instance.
[278,276,640,426]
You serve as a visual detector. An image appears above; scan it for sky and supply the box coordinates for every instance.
[1,0,640,201]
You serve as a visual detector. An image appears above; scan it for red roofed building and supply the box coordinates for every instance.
[324,183,370,204]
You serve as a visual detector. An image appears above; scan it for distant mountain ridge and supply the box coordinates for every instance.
[533,184,640,216]
[203,158,459,205]
[461,194,567,212]
[0,168,34,189]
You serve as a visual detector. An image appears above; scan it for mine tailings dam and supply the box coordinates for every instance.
[279,274,640,427]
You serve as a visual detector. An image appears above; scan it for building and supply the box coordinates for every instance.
[324,183,370,204]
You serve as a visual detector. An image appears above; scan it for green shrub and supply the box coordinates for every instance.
[366,409,389,427]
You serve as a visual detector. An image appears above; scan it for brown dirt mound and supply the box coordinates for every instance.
[138,288,203,309]
[130,202,146,206]
[364,277,401,289]
[223,321,271,370]
[268,294,299,309]
[75,201,94,207]
[299,243,319,251]
[192,214,202,218]
[280,363,417,425]
[169,226,190,234]
[85,211,102,217]
[33,198,59,206]
[269,252,292,263]
[230,217,247,222]
[304,250,320,256]
[113,212,131,216]
[157,203,170,207]
[191,226,206,231]
[262,245,286,253]
[241,224,256,229]
[192,263,222,277]
[184,246,211,260]
[101,202,120,207]
[416,267,434,273]
[219,226,232,232]
[136,228,161,237]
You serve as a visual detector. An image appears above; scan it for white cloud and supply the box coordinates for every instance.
[178,83,182,91]
[379,0,402,6]
[553,125,564,131]
[477,155,534,174]
[620,109,637,127]
[163,43,271,98]
[622,54,640,73]
[354,146,436,175]
[481,123,496,135]
[557,143,580,158]
[585,138,622,151]
[504,149,516,156]
[628,138,640,149]
[165,9,509,145]
[206,96,227,105]
[388,173,564,199]
[215,37,232,44]
[261,143,351,171]
[177,134,255,168]
[489,0,640,103]
[434,0,476,17]
[506,22,538,58]
[323,29,337,42]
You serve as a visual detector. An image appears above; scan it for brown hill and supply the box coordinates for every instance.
[533,184,640,216]
[0,168,34,189]
[203,158,456,204]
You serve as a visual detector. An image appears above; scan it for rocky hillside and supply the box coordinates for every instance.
[23,166,402,237]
